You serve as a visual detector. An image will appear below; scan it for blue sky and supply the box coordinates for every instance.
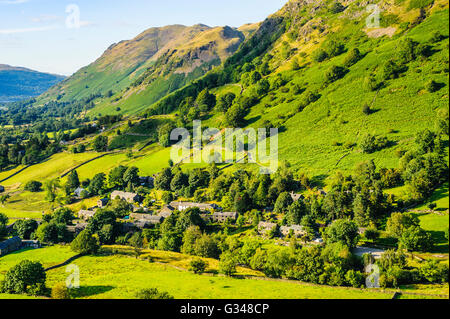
[0,0,287,75]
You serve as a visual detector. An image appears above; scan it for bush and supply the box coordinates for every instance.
[51,283,70,299]
[189,258,208,274]
[312,49,328,62]
[343,48,361,67]
[219,251,237,276]
[362,104,372,115]
[24,181,42,192]
[324,65,347,84]
[135,288,174,299]
[329,1,345,14]
[419,260,449,283]
[425,80,439,93]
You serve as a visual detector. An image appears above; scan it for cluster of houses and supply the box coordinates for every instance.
[0,236,41,257]
[75,189,239,233]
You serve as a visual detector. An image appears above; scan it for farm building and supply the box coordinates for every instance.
[78,210,96,221]
[111,191,140,203]
[66,223,88,235]
[22,240,41,249]
[130,213,163,224]
[280,225,307,237]
[211,212,238,222]
[170,201,220,212]
[258,221,278,235]
[0,237,22,256]
[159,205,175,218]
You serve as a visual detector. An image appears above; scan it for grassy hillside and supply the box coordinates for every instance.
[38,25,246,117]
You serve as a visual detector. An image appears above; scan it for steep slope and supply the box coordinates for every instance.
[0,64,65,103]
[139,0,449,176]
[39,24,246,114]
[88,25,245,116]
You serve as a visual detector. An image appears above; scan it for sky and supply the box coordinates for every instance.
[0,0,287,76]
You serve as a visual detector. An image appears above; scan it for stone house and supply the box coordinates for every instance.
[130,213,163,225]
[258,221,278,235]
[211,212,238,223]
[169,201,220,212]
[0,237,22,256]
[280,225,307,238]
[159,205,175,218]
[111,191,140,203]
[78,210,96,221]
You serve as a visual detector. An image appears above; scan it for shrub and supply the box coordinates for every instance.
[219,251,237,276]
[24,181,43,192]
[362,104,372,115]
[189,258,208,274]
[312,49,328,62]
[135,288,174,299]
[329,1,345,14]
[343,48,361,67]
[324,65,347,83]
[425,80,439,93]
[51,283,70,299]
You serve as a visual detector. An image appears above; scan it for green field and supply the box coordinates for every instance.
[1,246,447,299]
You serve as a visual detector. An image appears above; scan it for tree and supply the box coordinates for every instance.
[44,178,60,203]
[0,212,8,239]
[108,165,127,189]
[12,219,38,239]
[189,258,208,274]
[329,1,345,14]
[170,171,188,192]
[196,89,216,112]
[35,222,71,244]
[194,234,220,259]
[52,207,74,225]
[399,226,432,252]
[92,135,108,152]
[325,219,359,249]
[70,229,99,255]
[89,173,106,195]
[386,212,419,239]
[274,192,293,214]
[219,251,237,276]
[123,166,140,189]
[0,260,46,296]
[66,170,80,192]
[24,181,42,192]
[181,226,202,255]
[286,200,308,225]
[176,207,205,232]
[155,168,173,191]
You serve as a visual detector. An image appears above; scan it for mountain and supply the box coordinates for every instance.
[0,64,65,103]
[139,0,449,175]
[40,24,248,115]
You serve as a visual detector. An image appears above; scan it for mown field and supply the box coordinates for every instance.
[0,245,447,300]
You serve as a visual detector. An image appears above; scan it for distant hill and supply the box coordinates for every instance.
[40,24,248,114]
[0,65,65,103]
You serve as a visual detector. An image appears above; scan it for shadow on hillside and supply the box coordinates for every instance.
[70,285,114,298]
[428,230,449,254]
